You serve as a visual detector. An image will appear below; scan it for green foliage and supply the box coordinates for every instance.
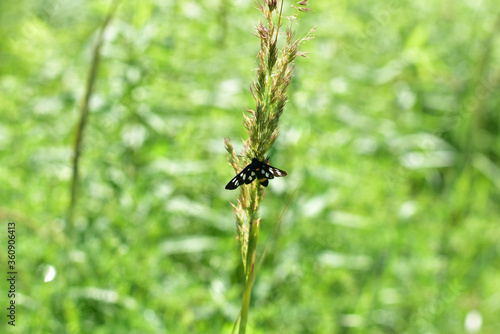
[1,0,500,333]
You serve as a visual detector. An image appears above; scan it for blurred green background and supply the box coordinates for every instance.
[1,0,500,333]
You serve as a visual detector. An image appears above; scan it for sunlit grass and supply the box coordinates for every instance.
[0,0,499,333]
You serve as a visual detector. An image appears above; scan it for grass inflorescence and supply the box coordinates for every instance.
[224,1,314,333]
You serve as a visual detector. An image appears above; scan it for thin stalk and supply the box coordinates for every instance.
[67,0,121,239]
[239,209,261,334]
[256,186,297,273]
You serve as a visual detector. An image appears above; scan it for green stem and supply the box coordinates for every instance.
[238,215,260,334]
[67,0,121,240]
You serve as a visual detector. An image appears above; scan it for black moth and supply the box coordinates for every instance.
[225,158,287,190]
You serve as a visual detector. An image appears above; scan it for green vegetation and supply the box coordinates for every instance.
[1,0,499,333]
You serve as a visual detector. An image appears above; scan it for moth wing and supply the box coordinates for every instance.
[267,165,287,178]
[225,172,243,190]
[256,164,277,180]
[255,167,270,180]
[225,166,255,190]
[240,165,257,185]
